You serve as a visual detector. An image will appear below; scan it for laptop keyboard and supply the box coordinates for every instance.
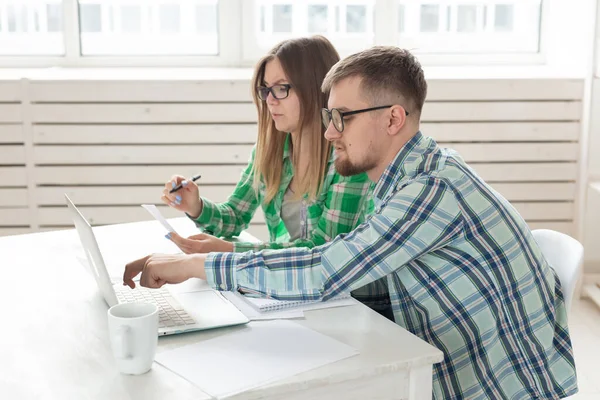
[115,286,196,328]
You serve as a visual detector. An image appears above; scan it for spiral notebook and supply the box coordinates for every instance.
[238,292,353,313]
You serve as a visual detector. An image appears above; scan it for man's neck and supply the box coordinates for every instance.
[367,128,419,183]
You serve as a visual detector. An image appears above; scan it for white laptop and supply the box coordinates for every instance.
[65,194,249,336]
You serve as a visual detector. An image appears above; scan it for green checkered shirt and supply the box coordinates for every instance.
[191,134,374,251]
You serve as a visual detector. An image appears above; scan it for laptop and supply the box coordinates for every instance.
[65,194,250,336]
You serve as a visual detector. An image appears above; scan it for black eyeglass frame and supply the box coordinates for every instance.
[256,84,293,101]
[321,105,409,133]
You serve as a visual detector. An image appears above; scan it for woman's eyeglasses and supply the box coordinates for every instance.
[256,84,292,101]
[321,105,409,133]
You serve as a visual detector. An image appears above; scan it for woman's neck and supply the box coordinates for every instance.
[289,130,311,163]
[288,130,312,190]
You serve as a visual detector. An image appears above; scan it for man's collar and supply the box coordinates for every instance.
[373,131,428,201]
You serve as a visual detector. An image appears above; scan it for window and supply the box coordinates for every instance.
[245,0,375,59]
[242,0,542,61]
[78,0,218,56]
[0,0,64,55]
[0,0,550,66]
[397,0,542,53]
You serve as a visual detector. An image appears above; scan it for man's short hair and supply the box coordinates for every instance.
[322,46,427,116]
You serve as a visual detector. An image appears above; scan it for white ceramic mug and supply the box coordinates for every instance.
[107,302,159,375]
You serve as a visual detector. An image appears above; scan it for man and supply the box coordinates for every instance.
[124,47,577,399]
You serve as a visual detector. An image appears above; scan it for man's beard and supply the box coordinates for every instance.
[334,155,375,177]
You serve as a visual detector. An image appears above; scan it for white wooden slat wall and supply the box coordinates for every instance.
[0,78,584,241]
[0,81,29,236]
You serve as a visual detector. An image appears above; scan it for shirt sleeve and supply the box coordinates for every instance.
[189,147,261,238]
[205,177,464,301]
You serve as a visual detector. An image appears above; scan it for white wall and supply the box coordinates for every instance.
[581,0,600,274]
[0,73,585,248]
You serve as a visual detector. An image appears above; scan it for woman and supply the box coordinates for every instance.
[162,35,376,252]
[161,36,389,313]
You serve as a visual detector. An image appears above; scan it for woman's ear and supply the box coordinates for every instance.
[387,105,407,137]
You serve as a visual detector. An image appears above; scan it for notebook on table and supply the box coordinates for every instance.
[238,292,355,313]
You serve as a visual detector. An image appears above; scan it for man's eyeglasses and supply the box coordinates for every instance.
[256,84,292,101]
[321,105,409,133]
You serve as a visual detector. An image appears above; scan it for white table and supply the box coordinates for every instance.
[0,218,443,400]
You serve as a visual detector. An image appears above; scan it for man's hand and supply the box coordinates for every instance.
[167,232,234,254]
[123,253,207,289]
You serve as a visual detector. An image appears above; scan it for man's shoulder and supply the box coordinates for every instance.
[386,175,458,209]
[396,174,453,194]
[372,176,462,227]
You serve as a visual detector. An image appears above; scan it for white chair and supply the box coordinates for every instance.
[531,229,584,315]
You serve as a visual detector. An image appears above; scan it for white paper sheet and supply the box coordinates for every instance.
[141,204,177,233]
[155,320,359,399]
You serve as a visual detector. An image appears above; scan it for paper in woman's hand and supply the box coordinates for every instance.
[141,204,177,233]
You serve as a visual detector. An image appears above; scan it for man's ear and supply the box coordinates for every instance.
[387,105,407,137]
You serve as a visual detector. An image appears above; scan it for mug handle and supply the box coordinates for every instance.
[115,325,132,359]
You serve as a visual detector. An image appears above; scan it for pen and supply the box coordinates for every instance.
[169,174,201,194]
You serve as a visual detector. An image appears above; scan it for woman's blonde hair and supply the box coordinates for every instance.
[251,35,340,204]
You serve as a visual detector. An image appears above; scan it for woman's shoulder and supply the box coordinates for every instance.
[332,170,371,184]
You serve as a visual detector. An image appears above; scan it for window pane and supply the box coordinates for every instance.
[78,0,218,56]
[398,4,405,33]
[273,4,292,33]
[457,5,477,33]
[0,1,64,55]
[79,4,101,33]
[399,0,541,54]
[346,5,366,33]
[251,0,375,60]
[7,6,16,32]
[196,4,217,33]
[159,4,180,33]
[260,5,266,32]
[495,4,514,32]
[308,5,328,33]
[33,10,41,32]
[420,5,439,32]
[46,3,62,32]
[20,6,29,32]
[121,6,142,34]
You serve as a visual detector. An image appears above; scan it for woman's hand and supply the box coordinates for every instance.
[166,232,234,254]
[161,175,203,218]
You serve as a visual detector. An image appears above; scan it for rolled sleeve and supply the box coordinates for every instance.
[204,252,242,291]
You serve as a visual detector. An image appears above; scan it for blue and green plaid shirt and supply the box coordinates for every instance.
[205,132,577,399]
[192,133,389,309]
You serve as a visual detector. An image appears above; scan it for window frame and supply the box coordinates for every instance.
[0,0,587,69]
[241,0,378,65]
[0,0,242,67]
[241,0,546,66]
